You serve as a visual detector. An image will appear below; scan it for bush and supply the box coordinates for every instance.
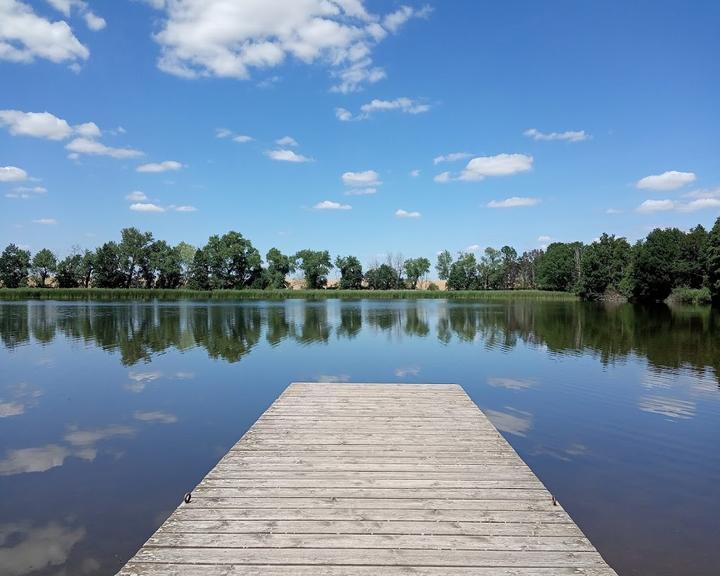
[667,287,712,305]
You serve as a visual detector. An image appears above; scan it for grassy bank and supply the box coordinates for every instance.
[0,287,578,302]
[666,287,712,305]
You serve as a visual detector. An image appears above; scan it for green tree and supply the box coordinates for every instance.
[205,231,262,289]
[93,242,124,288]
[119,227,154,288]
[537,242,582,292]
[0,244,31,288]
[447,252,479,290]
[517,249,542,289]
[152,241,183,289]
[404,257,431,289]
[579,234,633,299]
[176,241,197,285]
[676,225,708,289]
[632,227,685,301]
[436,250,452,281]
[188,248,210,290]
[335,255,363,289]
[56,253,83,288]
[365,263,400,290]
[499,246,518,289]
[705,217,720,302]
[263,247,296,289]
[479,247,503,289]
[79,250,95,288]
[31,248,57,287]
[295,249,333,289]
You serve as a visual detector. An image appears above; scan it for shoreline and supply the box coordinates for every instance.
[0,288,578,301]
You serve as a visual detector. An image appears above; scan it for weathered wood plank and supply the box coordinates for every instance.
[115,383,618,576]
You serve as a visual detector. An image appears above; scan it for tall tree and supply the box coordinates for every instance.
[264,248,296,289]
[447,252,480,290]
[479,247,503,289]
[632,227,685,301]
[579,234,633,299]
[56,253,83,288]
[205,231,262,289]
[335,255,363,289]
[499,246,518,289]
[705,217,720,303]
[93,242,124,288]
[537,242,583,292]
[152,241,183,289]
[517,249,542,289]
[295,250,333,289]
[31,248,57,287]
[0,244,31,288]
[188,248,210,290]
[365,263,400,290]
[176,241,197,285]
[79,250,95,288]
[118,227,154,288]
[404,257,431,289]
[436,250,452,281]
[676,225,708,288]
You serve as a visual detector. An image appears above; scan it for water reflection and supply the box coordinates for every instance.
[1,300,718,379]
[0,298,719,576]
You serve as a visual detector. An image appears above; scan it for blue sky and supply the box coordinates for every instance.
[1,0,719,265]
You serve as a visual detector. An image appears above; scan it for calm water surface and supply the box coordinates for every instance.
[1,299,719,576]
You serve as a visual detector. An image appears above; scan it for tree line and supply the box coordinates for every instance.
[1,216,720,303]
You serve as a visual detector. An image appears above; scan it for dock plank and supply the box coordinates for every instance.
[117,383,618,576]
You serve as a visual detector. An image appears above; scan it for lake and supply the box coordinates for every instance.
[0,298,719,576]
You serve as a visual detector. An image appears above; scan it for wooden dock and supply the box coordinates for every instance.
[118,383,618,575]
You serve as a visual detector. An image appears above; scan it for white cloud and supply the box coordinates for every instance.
[173,205,198,212]
[636,199,675,213]
[342,170,381,187]
[537,235,552,242]
[130,202,165,213]
[0,110,73,139]
[433,151,472,164]
[339,97,431,121]
[433,171,451,183]
[0,166,28,182]
[275,135,298,147]
[360,97,430,116]
[83,10,106,31]
[5,186,46,199]
[523,128,589,142]
[47,0,106,31]
[133,411,178,424]
[636,170,696,191]
[32,218,57,225]
[136,160,183,173]
[314,200,351,211]
[125,190,148,201]
[684,187,720,199]
[266,149,312,163]
[410,169,420,177]
[65,137,143,159]
[460,154,533,182]
[149,0,429,92]
[606,208,623,214]
[335,107,353,121]
[344,187,376,196]
[395,208,421,219]
[466,244,480,252]
[487,197,540,208]
[637,197,720,213]
[0,0,88,65]
[216,128,253,142]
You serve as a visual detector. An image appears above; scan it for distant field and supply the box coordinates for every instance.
[0,288,578,301]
